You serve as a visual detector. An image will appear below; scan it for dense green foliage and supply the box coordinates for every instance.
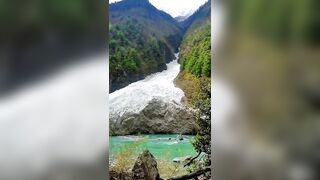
[192,78,211,165]
[179,1,211,77]
[181,24,211,77]
[109,18,168,76]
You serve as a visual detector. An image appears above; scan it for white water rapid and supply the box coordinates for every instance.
[109,53,185,118]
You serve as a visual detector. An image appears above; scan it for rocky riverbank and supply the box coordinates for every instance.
[110,150,210,180]
[110,150,161,180]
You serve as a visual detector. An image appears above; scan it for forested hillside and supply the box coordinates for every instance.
[174,0,212,170]
[109,0,182,92]
[175,1,211,103]
[180,24,211,77]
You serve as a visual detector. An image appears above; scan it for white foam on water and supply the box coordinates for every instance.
[165,141,179,145]
[109,53,185,119]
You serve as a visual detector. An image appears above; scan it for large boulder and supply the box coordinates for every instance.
[132,150,161,180]
[109,150,162,180]
[110,98,198,135]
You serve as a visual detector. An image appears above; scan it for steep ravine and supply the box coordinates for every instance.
[109,53,198,135]
[109,0,183,93]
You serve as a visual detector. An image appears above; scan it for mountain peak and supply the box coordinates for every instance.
[122,0,150,5]
[110,0,177,25]
[110,0,153,11]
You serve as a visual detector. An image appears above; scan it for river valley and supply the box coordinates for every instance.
[109,52,198,162]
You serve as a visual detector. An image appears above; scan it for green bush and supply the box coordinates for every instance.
[191,78,211,166]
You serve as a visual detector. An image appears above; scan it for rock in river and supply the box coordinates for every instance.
[110,98,198,135]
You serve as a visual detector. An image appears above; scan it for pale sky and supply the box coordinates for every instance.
[109,0,208,18]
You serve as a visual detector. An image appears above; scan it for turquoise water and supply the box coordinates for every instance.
[109,134,197,161]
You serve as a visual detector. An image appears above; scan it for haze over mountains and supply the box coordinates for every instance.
[179,1,211,32]
[174,11,193,22]
[109,0,210,92]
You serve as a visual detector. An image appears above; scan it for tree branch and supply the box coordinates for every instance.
[167,166,211,180]
[184,151,201,167]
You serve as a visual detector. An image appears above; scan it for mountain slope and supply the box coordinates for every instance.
[179,1,211,77]
[109,0,182,92]
[175,1,211,103]
[179,1,211,33]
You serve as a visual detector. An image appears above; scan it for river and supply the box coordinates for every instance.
[109,53,184,118]
[109,53,198,161]
[109,1,227,159]
[110,135,197,161]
